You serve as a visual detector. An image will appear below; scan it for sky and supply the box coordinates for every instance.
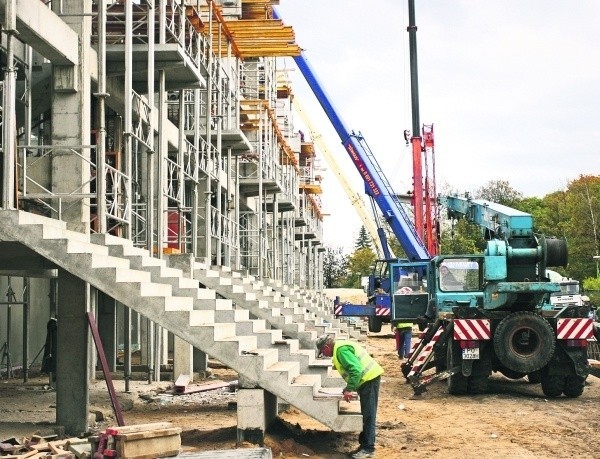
[275,1,600,253]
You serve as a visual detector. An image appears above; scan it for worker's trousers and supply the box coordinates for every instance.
[395,327,412,359]
[357,375,381,453]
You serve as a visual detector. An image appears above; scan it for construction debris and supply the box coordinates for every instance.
[1,423,182,459]
[172,379,238,396]
[0,434,89,458]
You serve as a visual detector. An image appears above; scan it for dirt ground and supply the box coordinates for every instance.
[1,289,600,458]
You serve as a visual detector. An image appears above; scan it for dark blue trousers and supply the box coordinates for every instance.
[357,375,381,453]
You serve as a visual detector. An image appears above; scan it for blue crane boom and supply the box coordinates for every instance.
[272,9,429,262]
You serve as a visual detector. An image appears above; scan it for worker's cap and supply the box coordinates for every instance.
[316,334,331,353]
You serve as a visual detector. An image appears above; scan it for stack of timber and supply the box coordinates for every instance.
[90,422,182,459]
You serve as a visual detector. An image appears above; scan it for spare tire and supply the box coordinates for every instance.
[493,312,555,374]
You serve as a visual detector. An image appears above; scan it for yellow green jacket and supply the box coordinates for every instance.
[332,340,384,391]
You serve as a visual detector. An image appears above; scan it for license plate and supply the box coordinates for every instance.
[462,347,479,360]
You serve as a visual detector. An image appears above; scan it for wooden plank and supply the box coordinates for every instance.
[106,422,174,434]
[115,428,182,442]
[172,379,237,395]
[49,440,68,453]
[115,430,181,459]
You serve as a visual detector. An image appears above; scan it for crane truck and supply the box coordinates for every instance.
[273,5,435,333]
[395,195,595,398]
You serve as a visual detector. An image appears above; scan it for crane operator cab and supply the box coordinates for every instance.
[389,262,429,326]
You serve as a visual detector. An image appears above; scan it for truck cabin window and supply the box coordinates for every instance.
[439,259,480,292]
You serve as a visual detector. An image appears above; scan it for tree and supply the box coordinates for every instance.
[354,225,372,250]
[345,246,377,288]
[558,175,600,281]
[474,180,523,207]
[439,217,484,255]
[322,246,347,288]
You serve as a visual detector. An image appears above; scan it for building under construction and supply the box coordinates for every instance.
[0,0,365,438]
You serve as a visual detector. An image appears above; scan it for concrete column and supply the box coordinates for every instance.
[56,270,90,436]
[193,348,209,377]
[236,388,277,445]
[166,254,208,377]
[50,1,91,230]
[173,336,193,382]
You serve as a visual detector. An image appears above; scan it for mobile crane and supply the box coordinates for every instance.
[273,4,436,332]
[395,195,594,398]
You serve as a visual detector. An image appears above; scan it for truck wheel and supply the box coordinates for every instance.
[493,312,555,374]
[368,316,382,333]
[447,340,468,395]
[468,346,491,394]
[563,375,585,398]
[541,373,564,397]
[527,371,541,384]
[468,374,488,394]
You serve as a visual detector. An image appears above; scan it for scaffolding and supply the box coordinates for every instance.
[0,0,326,381]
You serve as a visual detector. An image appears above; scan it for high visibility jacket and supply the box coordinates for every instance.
[396,322,413,330]
[332,340,384,391]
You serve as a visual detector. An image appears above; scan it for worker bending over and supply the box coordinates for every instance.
[316,334,384,459]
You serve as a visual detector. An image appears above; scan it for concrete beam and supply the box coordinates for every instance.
[0,0,78,65]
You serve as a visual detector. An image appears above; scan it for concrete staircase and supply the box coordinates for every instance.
[90,233,345,387]
[181,258,367,342]
[0,210,361,431]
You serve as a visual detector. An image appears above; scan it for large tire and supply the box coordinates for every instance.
[368,316,382,333]
[527,371,542,384]
[447,340,468,395]
[541,373,564,397]
[468,374,489,394]
[493,312,555,374]
[563,375,585,398]
[468,346,491,394]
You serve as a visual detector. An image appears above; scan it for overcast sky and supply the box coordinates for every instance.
[275,1,600,252]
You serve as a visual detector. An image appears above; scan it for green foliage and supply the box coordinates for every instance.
[322,246,348,288]
[345,247,377,288]
[348,247,377,274]
[354,226,372,250]
[474,180,523,206]
[381,223,407,259]
[439,218,484,255]
[560,176,600,281]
